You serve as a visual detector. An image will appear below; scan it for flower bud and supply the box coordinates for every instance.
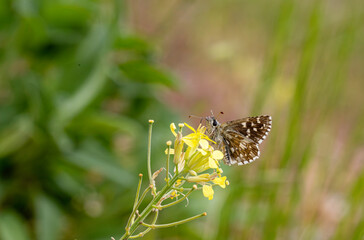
[173,132,184,165]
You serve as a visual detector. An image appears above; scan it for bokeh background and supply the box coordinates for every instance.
[0,0,363,239]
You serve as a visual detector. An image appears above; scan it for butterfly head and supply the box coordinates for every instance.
[205,116,221,138]
[205,116,219,126]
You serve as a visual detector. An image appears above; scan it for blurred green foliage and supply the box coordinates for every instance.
[0,0,178,239]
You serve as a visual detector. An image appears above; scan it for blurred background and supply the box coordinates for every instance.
[0,0,363,239]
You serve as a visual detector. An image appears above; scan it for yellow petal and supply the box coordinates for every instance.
[170,123,177,136]
[177,157,185,172]
[201,135,216,144]
[213,176,227,188]
[175,179,182,187]
[208,157,219,169]
[202,185,214,200]
[196,124,206,133]
[184,122,196,133]
[170,191,177,199]
[165,148,175,154]
[199,139,209,149]
[212,150,224,160]
[196,148,207,156]
[183,137,198,148]
[189,170,197,176]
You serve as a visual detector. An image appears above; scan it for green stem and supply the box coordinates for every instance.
[120,173,182,240]
[160,185,196,209]
[147,120,155,194]
[140,212,207,229]
[133,174,143,211]
[125,185,151,231]
[166,144,171,185]
[129,210,159,239]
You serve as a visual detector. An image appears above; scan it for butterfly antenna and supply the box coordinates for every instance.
[217,111,224,118]
[189,115,203,119]
[189,114,204,124]
[210,110,224,120]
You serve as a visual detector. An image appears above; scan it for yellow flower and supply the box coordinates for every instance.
[183,123,212,145]
[168,123,219,172]
[170,190,179,199]
[212,176,227,188]
[202,185,214,200]
[185,146,223,173]
[187,174,228,200]
[186,173,226,185]
[167,122,228,200]
[174,179,182,187]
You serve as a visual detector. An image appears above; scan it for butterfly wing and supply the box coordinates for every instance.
[220,131,260,165]
[222,115,272,144]
[220,115,272,165]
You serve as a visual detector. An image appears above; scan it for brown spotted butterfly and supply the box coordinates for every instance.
[205,115,272,165]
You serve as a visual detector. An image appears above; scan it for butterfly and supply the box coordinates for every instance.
[205,115,272,166]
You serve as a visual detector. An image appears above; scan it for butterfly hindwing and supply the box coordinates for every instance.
[221,130,260,165]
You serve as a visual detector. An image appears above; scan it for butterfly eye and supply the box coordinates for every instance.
[212,119,218,126]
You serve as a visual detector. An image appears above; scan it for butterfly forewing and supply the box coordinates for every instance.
[222,115,272,144]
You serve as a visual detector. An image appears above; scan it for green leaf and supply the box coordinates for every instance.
[13,0,37,16]
[114,36,153,54]
[65,140,135,187]
[0,211,31,240]
[0,116,33,158]
[35,195,63,240]
[51,56,110,127]
[42,2,92,28]
[69,112,143,138]
[119,60,177,88]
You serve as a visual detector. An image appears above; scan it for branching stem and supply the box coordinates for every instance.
[140,212,207,229]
